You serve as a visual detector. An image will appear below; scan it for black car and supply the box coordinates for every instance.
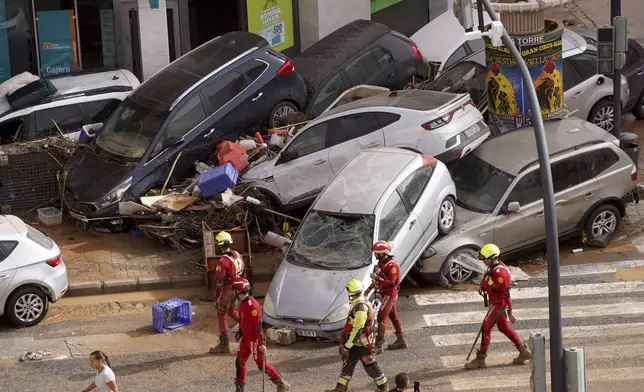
[65,31,307,220]
[293,19,430,119]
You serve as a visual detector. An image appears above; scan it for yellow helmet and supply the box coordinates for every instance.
[215,231,233,247]
[478,243,500,260]
[346,279,364,296]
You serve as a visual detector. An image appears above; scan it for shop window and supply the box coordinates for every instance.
[76,0,118,70]
[0,0,38,82]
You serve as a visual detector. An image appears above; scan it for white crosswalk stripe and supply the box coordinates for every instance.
[415,275,644,391]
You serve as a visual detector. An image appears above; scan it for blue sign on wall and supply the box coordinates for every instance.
[37,10,79,77]
[0,0,11,82]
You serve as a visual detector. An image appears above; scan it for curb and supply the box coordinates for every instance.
[65,271,275,297]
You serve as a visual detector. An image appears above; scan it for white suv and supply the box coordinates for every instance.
[0,70,139,143]
[0,215,67,326]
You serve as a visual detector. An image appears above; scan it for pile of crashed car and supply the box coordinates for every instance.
[2,15,643,338]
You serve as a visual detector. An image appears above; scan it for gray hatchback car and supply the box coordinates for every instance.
[415,117,640,286]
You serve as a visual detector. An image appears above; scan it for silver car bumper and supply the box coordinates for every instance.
[263,312,345,341]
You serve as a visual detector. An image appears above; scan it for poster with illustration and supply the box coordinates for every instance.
[246,0,294,52]
[37,10,79,77]
[485,23,564,133]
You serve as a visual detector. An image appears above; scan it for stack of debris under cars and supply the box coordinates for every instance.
[116,121,308,253]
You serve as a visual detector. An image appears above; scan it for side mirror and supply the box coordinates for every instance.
[82,123,103,137]
[162,136,184,150]
[506,201,520,213]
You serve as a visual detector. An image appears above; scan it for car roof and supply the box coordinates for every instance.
[293,20,391,98]
[313,148,418,214]
[475,117,615,175]
[318,89,459,119]
[131,31,268,113]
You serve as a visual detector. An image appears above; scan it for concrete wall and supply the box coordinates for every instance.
[298,0,370,51]
[137,0,170,80]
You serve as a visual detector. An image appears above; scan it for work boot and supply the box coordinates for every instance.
[208,335,231,354]
[235,380,244,392]
[374,336,386,355]
[387,333,408,350]
[324,383,348,392]
[375,383,389,392]
[513,342,532,365]
[274,377,291,391]
[465,350,487,370]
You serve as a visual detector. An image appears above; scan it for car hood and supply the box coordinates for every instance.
[66,150,131,202]
[242,156,277,180]
[268,260,371,320]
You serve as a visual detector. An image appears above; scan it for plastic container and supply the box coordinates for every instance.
[78,129,91,144]
[238,139,257,151]
[198,163,238,199]
[152,298,192,333]
[262,231,288,248]
[220,149,248,172]
[38,207,62,226]
[216,141,246,161]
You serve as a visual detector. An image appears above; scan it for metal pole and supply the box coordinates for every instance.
[611,0,622,138]
[479,1,564,391]
[530,333,547,392]
[477,0,485,32]
[564,347,586,392]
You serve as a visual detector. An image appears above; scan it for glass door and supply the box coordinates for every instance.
[33,0,81,77]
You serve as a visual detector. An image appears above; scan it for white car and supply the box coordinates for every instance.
[0,215,67,326]
[244,89,489,211]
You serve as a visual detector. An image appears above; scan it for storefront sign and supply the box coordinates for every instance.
[371,0,405,13]
[37,10,79,77]
[246,0,294,52]
[485,22,564,133]
[100,5,117,69]
[0,0,11,82]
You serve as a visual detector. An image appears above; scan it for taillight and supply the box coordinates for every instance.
[277,59,294,76]
[412,44,422,61]
[421,154,437,166]
[422,118,447,130]
[46,255,61,267]
[422,100,473,130]
[631,165,637,181]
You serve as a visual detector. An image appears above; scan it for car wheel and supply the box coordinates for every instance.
[444,248,478,285]
[6,286,49,327]
[438,196,456,235]
[588,98,615,132]
[633,91,644,119]
[269,101,298,128]
[584,204,621,240]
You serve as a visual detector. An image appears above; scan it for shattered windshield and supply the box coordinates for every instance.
[449,154,515,214]
[95,96,168,160]
[287,211,375,270]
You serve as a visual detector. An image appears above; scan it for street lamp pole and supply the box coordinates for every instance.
[478,1,565,391]
[611,0,622,138]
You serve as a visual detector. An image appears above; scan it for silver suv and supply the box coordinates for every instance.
[415,117,640,286]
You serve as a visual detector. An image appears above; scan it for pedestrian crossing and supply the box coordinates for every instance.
[410,272,644,391]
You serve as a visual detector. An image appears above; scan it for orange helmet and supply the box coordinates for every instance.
[372,241,392,255]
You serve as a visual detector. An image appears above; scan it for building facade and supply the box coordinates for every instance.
[0,0,449,83]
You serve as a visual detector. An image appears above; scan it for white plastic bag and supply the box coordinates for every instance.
[0,72,40,96]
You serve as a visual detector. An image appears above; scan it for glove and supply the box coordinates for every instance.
[508,310,517,324]
[235,329,243,341]
[339,344,349,358]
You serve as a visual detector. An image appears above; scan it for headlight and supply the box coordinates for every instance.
[323,302,351,323]
[263,293,279,319]
[99,177,132,207]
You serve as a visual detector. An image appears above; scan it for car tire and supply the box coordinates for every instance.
[6,286,49,327]
[268,101,298,128]
[588,98,615,133]
[633,91,644,119]
[438,196,456,235]
[584,204,621,240]
[443,248,479,285]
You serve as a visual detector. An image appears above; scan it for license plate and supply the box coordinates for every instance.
[68,210,88,222]
[296,329,317,337]
[464,124,480,138]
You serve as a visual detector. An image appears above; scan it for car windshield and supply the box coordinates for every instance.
[95,96,168,160]
[287,211,375,270]
[449,153,515,213]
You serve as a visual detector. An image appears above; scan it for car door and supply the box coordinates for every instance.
[308,71,351,119]
[562,58,593,118]
[344,47,394,88]
[326,112,385,173]
[551,154,599,233]
[564,53,603,120]
[272,122,333,207]
[0,242,17,299]
[623,42,644,107]
[227,59,271,130]
[32,104,84,140]
[376,190,422,274]
[493,169,546,251]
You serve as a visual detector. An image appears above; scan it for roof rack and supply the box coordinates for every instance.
[517,140,603,174]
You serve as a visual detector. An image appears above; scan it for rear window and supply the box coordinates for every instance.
[26,225,54,250]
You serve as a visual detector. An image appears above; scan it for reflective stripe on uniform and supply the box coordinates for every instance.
[338,376,350,385]
[375,375,388,386]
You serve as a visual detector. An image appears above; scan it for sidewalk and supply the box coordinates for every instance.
[28,217,282,297]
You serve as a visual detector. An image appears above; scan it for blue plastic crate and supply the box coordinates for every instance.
[198,163,238,199]
[152,298,192,333]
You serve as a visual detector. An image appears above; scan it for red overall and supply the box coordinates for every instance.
[214,250,245,335]
[372,257,403,337]
[479,262,521,352]
[235,296,280,384]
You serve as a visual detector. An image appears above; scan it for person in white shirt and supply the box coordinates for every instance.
[82,350,119,392]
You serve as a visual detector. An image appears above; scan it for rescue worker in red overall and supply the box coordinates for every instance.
[465,243,532,369]
[365,241,407,354]
[231,277,290,392]
[325,279,389,392]
[209,231,246,354]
